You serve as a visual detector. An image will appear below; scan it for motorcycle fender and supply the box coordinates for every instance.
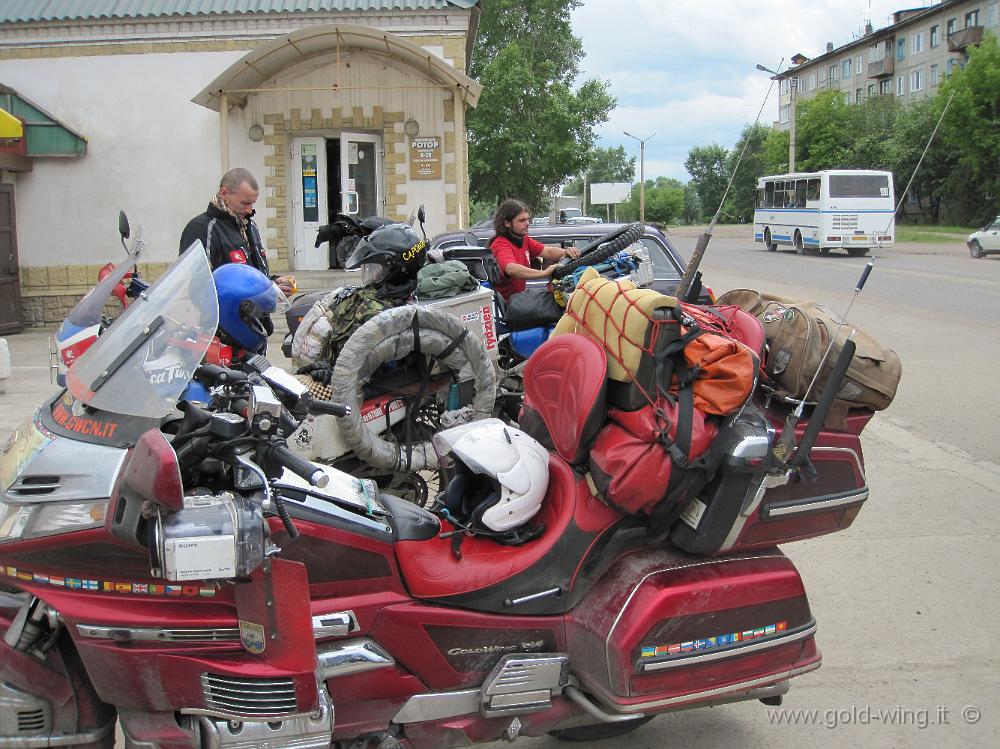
[235,558,317,674]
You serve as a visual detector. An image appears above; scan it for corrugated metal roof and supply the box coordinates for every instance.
[0,1,478,24]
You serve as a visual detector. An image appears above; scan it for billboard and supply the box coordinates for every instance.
[590,182,632,204]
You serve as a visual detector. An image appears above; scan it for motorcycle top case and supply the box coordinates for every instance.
[565,547,820,709]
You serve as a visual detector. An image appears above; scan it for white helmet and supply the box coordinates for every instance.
[433,418,549,533]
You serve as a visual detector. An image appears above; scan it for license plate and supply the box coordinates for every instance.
[851,235,869,241]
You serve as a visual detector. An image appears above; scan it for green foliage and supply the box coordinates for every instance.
[617,180,684,225]
[684,144,729,221]
[937,34,1000,222]
[467,0,616,211]
[794,91,856,170]
[725,123,771,222]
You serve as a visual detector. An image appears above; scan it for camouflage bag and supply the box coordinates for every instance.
[322,286,397,362]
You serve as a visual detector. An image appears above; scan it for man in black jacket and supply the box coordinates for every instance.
[180,167,295,295]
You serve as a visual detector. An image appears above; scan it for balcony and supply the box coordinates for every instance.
[948,25,983,52]
[867,57,894,78]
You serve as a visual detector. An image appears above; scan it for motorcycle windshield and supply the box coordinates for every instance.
[63,250,142,328]
[67,244,219,418]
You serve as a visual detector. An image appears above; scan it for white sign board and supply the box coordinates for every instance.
[590,182,633,204]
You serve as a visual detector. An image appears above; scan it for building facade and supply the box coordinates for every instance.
[0,0,482,327]
[775,0,998,126]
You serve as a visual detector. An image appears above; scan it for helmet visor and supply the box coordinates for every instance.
[361,263,387,286]
[242,281,290,316]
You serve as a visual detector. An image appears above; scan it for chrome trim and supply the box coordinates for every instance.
[76,624,241,642]
[318,639,393,680]
[563,685,646,723]
[0,720,115,748]
[481,653,568,715]
[639,623,817,672]
[741,472,793,518]
[590,660,821,714]
[195,688,333,749]
[392,688,481,724]
[506,587,561,606]
[313,610,358,639]
[765,489,868,518]
[196,673,299,719]
[604,552,785,690]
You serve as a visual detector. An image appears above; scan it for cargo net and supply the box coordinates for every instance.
[562,282,678,410]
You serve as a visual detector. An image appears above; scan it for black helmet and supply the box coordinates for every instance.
[344,224,427,291]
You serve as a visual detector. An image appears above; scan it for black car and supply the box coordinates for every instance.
[429,222,702,299]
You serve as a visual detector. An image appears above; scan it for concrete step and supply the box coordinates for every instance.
[291,269,361,291]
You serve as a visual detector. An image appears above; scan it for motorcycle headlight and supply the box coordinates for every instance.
[0,499,108,543]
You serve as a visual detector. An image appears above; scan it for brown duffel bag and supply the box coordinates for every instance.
[716,289,901,412]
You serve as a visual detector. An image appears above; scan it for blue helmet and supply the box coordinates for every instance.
[213,263,283,352]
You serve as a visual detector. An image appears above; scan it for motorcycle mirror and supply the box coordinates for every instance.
[464,231,479,246]
[417,205,426,225]
[118,211,132,254]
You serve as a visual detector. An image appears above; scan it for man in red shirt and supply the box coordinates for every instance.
[488,199,580,301]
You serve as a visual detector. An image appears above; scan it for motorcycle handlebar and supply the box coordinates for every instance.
[195,363,249,385]
[309,399,352,417]
[267,442,329,489]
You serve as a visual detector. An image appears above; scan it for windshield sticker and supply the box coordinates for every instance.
[1,565,216,597]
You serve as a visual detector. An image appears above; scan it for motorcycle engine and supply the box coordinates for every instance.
[149,490,265,582]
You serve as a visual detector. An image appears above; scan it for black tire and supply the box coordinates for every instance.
[794,231,806,255]
[819,247,831,254]
[550,715,655,742]
[970,240,983,259]
[551,223,644,279]
[846,246,869,257]
[336,234,363,269]
[764,228,777,251]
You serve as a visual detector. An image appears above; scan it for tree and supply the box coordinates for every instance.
[467,0,616,211]
[564,145,636,213]
[794,90,856,170]
[725,123,771,222]
[684,144,729,221]
[937,34,1000,221]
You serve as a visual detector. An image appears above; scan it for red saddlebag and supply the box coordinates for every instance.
[589,392,719,516]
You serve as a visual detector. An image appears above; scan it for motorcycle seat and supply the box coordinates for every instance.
[518,333,608,465]
[393,456,621,605]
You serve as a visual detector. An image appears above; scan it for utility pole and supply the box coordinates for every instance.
[623,131,655,222]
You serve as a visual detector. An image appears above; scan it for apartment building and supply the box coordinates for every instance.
[774,0,999,126]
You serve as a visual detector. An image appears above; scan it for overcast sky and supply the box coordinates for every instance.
[571,0,934,182]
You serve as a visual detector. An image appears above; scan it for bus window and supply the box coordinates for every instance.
[756,188,765,209]
[829,173,890,198]
[765,181,775,208]
[796,179,808,207]
[807,178,821,201]
[784,180,796,207]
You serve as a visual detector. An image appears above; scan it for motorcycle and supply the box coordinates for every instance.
[0,234,878,748]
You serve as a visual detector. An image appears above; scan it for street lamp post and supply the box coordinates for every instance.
[623,131,655,222]
[756,63,796,172]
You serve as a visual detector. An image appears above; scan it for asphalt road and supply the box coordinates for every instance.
[2,231,997,748]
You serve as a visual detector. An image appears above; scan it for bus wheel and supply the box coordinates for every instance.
[794,232,806,255]
[764,229,777,251]
[820,247,831,254]
[847,247,869,257]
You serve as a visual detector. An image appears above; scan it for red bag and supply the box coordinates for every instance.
[589,397,718,516]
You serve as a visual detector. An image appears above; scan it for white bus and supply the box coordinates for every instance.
[753,169,895,257]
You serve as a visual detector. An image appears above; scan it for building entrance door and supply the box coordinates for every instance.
[339,132,382,219]
[290,137,328,271]
[0,184,23,333]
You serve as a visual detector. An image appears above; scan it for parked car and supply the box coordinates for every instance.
[564,215,603,225]
[967,216,1000,258]
[430,222,711,300]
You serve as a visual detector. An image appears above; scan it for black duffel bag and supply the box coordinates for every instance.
[504,287,564,330]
